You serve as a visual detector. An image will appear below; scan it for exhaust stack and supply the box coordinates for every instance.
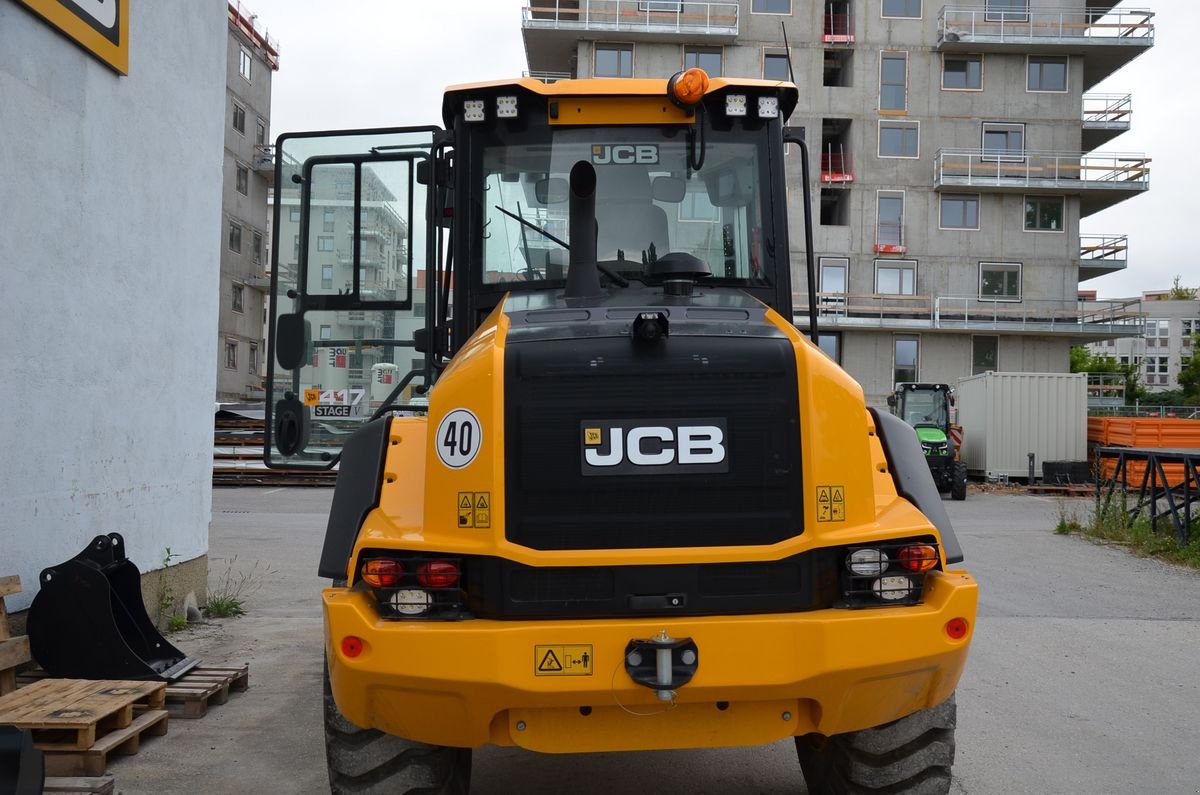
[565,160,601,299]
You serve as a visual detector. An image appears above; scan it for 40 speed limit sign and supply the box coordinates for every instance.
[435,409,482,469]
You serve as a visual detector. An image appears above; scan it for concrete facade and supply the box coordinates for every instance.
[218,4,277,402]
[521,0,1153,404]
[0,3,226,611]
[1089,292,1199,392]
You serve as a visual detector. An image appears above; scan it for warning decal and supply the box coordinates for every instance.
[816,485,847,523]
[457,492,492,528]
[534,645,593,676]
[303,388,321,406]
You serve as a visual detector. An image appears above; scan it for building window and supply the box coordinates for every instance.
[894,335,919,385]
[594,44,633,78]
[878,121,919,158]
[236,164,249,195]
[256,119,267,146]
[942,54,982,90]
[1024,196,1064,231]
[249,344,258,374]
[228,222,242,253]
[818,332,842,363]
[317,236,335,252]
[1183,319,1199,338]
[252,231,263,264]
[823,48,853,87]
[232,103,246,134]
[638,1,682,11]
[979,262,1022,301]
[820,188,850,225]
[1144,319,1169,342]
[684,46,722,77]
[879,52,907,112]
[319,325,332,341]
[324,207,336,233]
[876,191,905,250]
[752,0,791,12]
[875,259,916,295]
[982,122,1024,162]
[232,284,244,313]
[321,264,334,289]
[1144,356,1168,385]
[882,0,921,18]
[986,0,1029,22]
[940,194,979,230]
[239,46,252,81]
[764,51,790,81]
[289,208,301,222]
[820,258,848,295]
[972,336,998,375]
[1028,55,1068,92]
[224,340,238,369]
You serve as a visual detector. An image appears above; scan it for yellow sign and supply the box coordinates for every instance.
[303,389,321,406]
[584,427,602,445]
[17,0,130,75]
[534,645,593,676]
[457,492,491,528]
[816,485,846,522]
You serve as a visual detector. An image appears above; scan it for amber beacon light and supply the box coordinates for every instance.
[668,68,709,107]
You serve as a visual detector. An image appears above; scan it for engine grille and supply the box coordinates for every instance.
[504,335,803,550]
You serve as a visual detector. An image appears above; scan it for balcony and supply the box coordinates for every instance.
[797,292,1142,340]
[933,149,1149,216]
[821,149,854,184]
[1079,233,1127,281]
[521,1,739,74]
[1082,94,1131,151]
[252,144,274,185]
[523,70,574,82]
[937,6,1153,89]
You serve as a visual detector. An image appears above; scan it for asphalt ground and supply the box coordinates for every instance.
[109,488,1200,794]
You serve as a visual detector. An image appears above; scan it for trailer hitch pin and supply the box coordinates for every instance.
[655,630,674,701]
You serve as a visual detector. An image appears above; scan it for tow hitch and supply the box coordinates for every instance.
[625,630,699,702]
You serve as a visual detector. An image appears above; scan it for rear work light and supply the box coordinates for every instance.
[839,539,941,609]
[357,551,469,621]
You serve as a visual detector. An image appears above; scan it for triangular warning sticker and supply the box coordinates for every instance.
[538,649,563,672]
[459,494,473,509]
[476,494,490,509]
[833,489,843,502]
[818,490,830,502]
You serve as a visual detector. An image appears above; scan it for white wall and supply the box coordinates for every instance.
[0,3,226,609]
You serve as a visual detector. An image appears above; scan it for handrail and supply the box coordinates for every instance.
[522,1,739,35]
[1082,94,1132,125]
[1079,234,1128,263]
[935,148,1150,188]
[938,5,1154,44]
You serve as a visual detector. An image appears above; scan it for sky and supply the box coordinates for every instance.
[246,0,1196,300]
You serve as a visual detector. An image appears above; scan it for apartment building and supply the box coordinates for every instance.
[218,2,278,402]
[521,0,1153,404]
[1089,291,1199,392]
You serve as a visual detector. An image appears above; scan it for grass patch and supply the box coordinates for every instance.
[204,556,275,619]
[1057,497,1200,569]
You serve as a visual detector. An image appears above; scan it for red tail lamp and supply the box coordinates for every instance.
[362,559,401,587]
[342,636,365,658]
[417,560,460,589]
[945,618,970,640]
[897,545,938,573]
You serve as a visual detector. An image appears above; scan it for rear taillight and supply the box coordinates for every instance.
[356,552,468,621]
[417,560,460,588]
[839,539,940,609]
[362,559,401,587]
[897,544,939,572]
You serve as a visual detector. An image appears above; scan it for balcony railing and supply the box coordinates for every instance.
[523,70,574,83]
[874,222,905,254]
[937,6,1154,46]
[798,292,1142,335]
[1080,234,1127,265]
[252,144,274,172]
[522,1,738,36]
[1083,94,1132,127]
[935,149,1149,189]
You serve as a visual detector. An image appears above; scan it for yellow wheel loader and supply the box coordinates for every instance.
[264,70,977,794]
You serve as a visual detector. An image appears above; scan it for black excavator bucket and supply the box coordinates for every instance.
[0,726,44,795]
[26,533,199,681]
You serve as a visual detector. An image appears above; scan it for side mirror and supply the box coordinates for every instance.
[652,176,686,203]
[276,313,311,371]
[535,177,569,205]
[886,394,897,409]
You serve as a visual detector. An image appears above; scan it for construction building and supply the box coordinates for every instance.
[219,1,278,403]
[521,0,1153,404]
[1089,291,1199,393]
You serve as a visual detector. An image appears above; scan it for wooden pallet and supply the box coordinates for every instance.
[44,775,116,794]
[0,574,33,696]
[0,679,168,776]
[164,664,250,718]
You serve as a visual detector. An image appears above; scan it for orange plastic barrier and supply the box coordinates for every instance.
[1088,417,1200,449]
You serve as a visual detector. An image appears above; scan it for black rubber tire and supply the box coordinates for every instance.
[795,693,956,795]
[951,462,968,501]
[324,661,471,794]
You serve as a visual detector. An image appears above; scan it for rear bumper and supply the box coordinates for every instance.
[324,569,977,752]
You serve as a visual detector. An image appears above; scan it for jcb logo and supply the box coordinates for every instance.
[591,144,659,166]
[581,419,728,476]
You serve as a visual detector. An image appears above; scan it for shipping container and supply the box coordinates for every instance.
[955,372,1087,480]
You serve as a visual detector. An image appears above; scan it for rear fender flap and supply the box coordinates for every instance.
[318,416,393,580]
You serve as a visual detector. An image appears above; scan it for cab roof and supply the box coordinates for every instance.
[441,76,799,128]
